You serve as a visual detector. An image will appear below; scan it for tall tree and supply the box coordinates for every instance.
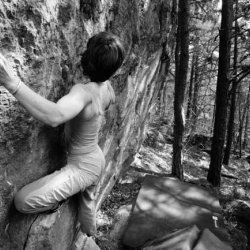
[223,0,239,165]
[237,83,250,156]
[186,53,195,120]
[172,0,190,180]
[207,0,234,186]
[186,2,199,123]
[191,54,200,130]
[243,106,249,149]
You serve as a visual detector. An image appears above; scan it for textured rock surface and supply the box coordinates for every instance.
[0,0,176,249]
[193,229,233,250]
[123,176,230,248]
[142,225,200,250]
[73,231,100,250]
[23,199,77,250]
[141,226,232,250]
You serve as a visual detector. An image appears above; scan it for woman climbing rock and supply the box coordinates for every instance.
[0,32,124,236]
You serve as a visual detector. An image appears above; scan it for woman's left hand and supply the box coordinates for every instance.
[0,53,19,90]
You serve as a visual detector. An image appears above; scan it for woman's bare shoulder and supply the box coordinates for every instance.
[69,83,93,103]
[106,81,115,103]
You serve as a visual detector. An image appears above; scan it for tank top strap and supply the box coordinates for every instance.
[91,94,103,115]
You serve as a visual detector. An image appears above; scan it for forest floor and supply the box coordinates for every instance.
[95,123,250,250]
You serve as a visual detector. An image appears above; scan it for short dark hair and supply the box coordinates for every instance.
[81,32,125,82]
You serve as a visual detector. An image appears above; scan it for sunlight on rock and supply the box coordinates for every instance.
[97,210,112,228]
[199,159,210,169]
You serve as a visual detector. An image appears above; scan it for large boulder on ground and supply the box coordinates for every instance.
[142,226,232,250]
[193,228,232,250]
[123,175,231,248]
[142,225,200,250]
[8,199,78,250]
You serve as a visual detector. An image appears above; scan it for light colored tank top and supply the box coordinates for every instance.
[65,81,112,156]
[66,114,102,155]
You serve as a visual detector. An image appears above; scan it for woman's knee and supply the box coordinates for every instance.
[14,189,32,213]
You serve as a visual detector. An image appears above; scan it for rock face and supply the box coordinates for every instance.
[0,0,176,248]
[21,199,77,250]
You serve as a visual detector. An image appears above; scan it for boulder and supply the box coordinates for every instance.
[7,199,77,250]
[0,0,177,248]
[141,227,233,250]
[123,176,230,248]
[109,204,133,241]
[142,225,200,250]
[73,231,100,250]
[193,228,232,250]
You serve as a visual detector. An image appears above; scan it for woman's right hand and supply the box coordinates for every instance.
[0,53,19,91]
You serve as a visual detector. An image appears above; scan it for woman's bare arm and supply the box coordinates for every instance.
[0,54,91,127]
[14,83,91,127]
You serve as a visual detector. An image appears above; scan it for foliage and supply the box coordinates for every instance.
[157,0,250,152]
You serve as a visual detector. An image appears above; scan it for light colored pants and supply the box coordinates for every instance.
[14,147,105,236]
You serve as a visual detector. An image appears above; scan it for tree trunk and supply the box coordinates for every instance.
[172,0,190,180]
[191,55,200,131]
[207,0,233,186]
[237,83,250,157]
[243,109,249,149]
[223,0,238,165]
[234,86,242,152]
[186,53,195,120]
[223,82,237,165]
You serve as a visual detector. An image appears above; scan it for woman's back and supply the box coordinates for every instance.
[66,81,114,154]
